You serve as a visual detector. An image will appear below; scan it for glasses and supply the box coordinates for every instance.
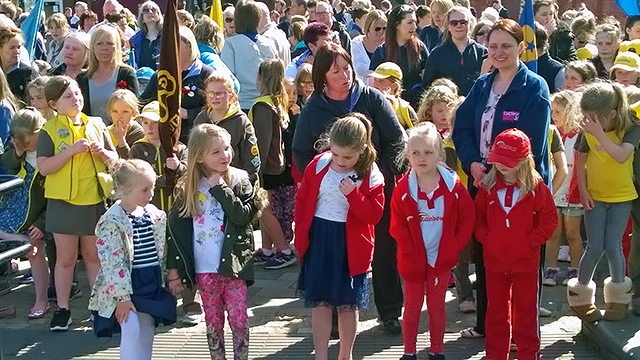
[206,91,229,98]
[476,30,487,37]
[299,80,313,87]
[374,26,387,32]
[225,17,234,23]
[142,7,157,13]
[449,19,469,27]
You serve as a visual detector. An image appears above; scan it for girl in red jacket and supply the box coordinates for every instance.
[475,128,558,360]
[390,122,475,360]
[294,114,385,360]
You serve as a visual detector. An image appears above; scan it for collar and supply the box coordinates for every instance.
[183,58,204,78]
[479,61,529,96]
[241,32,258,42]
[408,165,457,202]
[294,50,312,66]
[494,175,519,190]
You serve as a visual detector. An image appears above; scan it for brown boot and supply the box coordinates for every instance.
[567,279,602,322]
[603,277,632,321]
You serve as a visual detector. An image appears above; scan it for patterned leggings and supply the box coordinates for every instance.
[268,185,297,243]
[196,273,249,360]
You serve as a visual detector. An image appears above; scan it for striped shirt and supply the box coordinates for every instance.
[128,212,159,269]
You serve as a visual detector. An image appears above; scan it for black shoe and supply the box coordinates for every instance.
[50,308,72,332]
[69,282,82,300]
[429,353,445,360]
[400,355,417,360]
[382,318,402,335]
[47,286,56,301]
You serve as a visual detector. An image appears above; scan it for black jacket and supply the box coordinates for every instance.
[76,65,139,116]
[549,23,577,65]
[422,39,487,96]
[332,20,352,54]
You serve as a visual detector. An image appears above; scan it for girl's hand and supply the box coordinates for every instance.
[68,138,90,155]
[580,190,595,211]
[28,225,43,241]
[179,107,188,119]
[206,172,223,188]
[115,300,136,324]
[339,177,356,196]
[168,279,184,296]
[10,138,26,157]
[89,142,106,156]
[112,121,129,145]
[290,103,301,116]
[470,162,487,187]
[166,154,180,170]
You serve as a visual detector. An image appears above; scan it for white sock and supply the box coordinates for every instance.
[279,248,292,255]
[262,248,274,256]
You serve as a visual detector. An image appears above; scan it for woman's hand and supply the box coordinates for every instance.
[580,190,595,211]
[470,162,487,187]
[115,300,136,324]
[179,107,188,119]
[543,18,557,35]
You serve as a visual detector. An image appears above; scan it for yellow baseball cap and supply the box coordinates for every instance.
[136,101,160,121]
[611,52,640,72]
[620,39,640,54]
[576,45,597,60]
[367,62,403,81]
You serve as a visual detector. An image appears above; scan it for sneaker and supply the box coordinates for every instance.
[459,300,477,313]
[558,245,571,262]
[382,318,402,335]
[539,307,552,317]
[47,286,56,301]
[264,250,296,270]
[20,270,33,284]
[400,355,417,360]
[182,311,203,325]
[69,282,83,300]
[542,268,559,286]
[429,353,445,360]
[253,248,273,265]
[50,308,72,331]
[562,268,578,285]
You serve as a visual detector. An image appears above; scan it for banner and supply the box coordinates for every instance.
[19,0,44,63]
[519,0,538,72]
[210,0,224,29]
[616,0,640,16]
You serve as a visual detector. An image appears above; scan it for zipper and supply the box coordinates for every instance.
[167,222,194,286]
[69,124,74,199]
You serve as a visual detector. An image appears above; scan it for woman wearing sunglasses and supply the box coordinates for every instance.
[351,9,387,83]
[422,6,487,96]
[130,1,163,70]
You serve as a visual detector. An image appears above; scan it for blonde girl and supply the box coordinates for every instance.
[294,63,313,107]
[590,23,621,78]
[543,90,584,287]
[90,159,176,359]
[416,84,459,136]
[106,89,145,158]
[249,59,295,270]
[295,114,384,360]
[475,128,557,360]
[284,78,304,183]
[193,74,260,181]
[37,75,118,332]
[167,124,264,360]
[568,82,639,322]
[27,77,56,121]
[0,109,49,319]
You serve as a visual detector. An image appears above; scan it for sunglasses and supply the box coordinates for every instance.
[225,17,234,23]
[449,19,469,27]
[374,26,387,32]
[142,7,157,13]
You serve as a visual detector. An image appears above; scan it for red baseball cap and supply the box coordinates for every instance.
[487,128,532,168]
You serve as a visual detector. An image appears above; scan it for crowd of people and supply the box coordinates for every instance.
[0,0,640,359]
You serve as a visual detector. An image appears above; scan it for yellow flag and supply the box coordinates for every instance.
[210,0,223,29]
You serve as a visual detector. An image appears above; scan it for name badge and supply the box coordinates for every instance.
[502,111,520,122]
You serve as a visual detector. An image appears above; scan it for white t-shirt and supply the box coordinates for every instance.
[497,187,521,214]
[417,184,444,267]
[314,167,361,222]
[193,178,225,274]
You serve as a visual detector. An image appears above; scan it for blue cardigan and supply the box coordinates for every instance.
[452,61,551,184]
[421,39,487,96]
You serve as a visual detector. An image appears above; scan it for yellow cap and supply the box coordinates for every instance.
[611,52,640,72]
[136,101,160,121]
[367,62,403,81]
[620,39,640,54]
[576,46,596,60]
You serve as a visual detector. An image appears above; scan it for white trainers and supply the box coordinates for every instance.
[182,311,203,325]
[539,307,552,317]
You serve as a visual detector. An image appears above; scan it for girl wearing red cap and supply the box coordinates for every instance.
[474,128,557,360]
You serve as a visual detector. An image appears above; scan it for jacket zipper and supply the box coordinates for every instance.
[167,224,194,286]
[69,125,74,199]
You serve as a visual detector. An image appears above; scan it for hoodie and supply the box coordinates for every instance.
[197,42,241,94]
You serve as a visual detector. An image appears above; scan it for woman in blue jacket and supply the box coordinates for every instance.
[129,1,162,70]
[421,6,487,96]
[452,18,551,339]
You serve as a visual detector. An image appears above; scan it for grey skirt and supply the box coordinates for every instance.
[45,199,106,235]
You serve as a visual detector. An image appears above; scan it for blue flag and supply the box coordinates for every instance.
[616,0,640,15]
[20,0,44,62]
[519,0,538,72]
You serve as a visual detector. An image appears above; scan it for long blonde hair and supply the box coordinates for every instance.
[87,25,124,78]
[416,84,458,125]
[550,90,582,134]
[580,81,638,138]
[481,154,541,200]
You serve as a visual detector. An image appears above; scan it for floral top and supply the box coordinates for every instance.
[479,88,503,160]
[193,177,225,274]
[88,201,166,318]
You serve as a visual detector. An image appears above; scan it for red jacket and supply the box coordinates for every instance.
[294,152,385,277]
[474,178,558,274]
[390,167,475,283]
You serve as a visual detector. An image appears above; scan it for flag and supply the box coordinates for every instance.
[19,0,44,62]
[210,0,223,29]
[616,0,640,15]
[157,0,182,159]
[519,0,538,72]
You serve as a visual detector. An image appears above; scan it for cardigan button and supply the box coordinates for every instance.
[237,235,242,239]
[222,258,226,262]
[227,234,230,238]
[175,256,179,260]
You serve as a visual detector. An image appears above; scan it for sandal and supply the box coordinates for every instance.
[28,305,50,319]
[460,327,484,338]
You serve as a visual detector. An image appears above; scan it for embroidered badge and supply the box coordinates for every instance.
[251,157,261,168]
[251,145,259,156]
[58,141,69,152]
[198,192,207,202]
[502,111,520,122]
[57,128,70,138]
[248,135,257,144]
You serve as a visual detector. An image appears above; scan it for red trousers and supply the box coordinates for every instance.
[485,270,540,360]
[402,267,449,354]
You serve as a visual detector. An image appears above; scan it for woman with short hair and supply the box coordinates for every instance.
[49,32,90,79]
[193,15,240,94]
[0,26,37,103]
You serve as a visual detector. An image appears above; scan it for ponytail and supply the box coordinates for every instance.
[611,82,637,137]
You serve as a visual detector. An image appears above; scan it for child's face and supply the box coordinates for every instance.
[199,137,232,174]
[297,77,314,98]
[18,133,39,153]
[28,88,49,115]
[563,68,583,91]
[108,99,137,127]
[125,173,155,207]
[614,68,639,87]
[285,84,297,108]
[551,102,566,128]
[330,144,361,172]
[205,81,232,112]
[372,77,394,94]
[52,83,83,118]
[431,101,453,130]
[406,136,441,176]
[141,118,159,141]
[494,163,518,181]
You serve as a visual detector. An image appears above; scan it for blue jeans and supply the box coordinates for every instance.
[578,200,632,284]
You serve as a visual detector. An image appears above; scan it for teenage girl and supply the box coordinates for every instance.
[90,159,176,359]
[390,122,474,360]
[0,109,49,319]
[27,77,56,121]
[543,90,584,286]
[475,128,557,360]
[249,59,295,270]
[106,89,145,158]
[568,82,639,322]
[166,124,265,360]
[37,75,118,332]
[295,114,384,360]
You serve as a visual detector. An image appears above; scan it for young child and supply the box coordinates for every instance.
[0,109,49,319]
[249,59,296,270]
[367,62,417,130]
[193,74,260,182]
[610,52,640,87]
[543,90,584,287]
[89,159,176,359]
[416,84,458,136]
[38,76,118,332]
[564,60,598,91]
[106,89,145,158]
[27,77,56,121]
[129,101,187,212]
[295,114,384,360]
[568,82,639,322]
[390,122,475,360]
[475,128,557,360]
[294,63,313,107]
[284,78,303,184]
[166,124,265,360]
